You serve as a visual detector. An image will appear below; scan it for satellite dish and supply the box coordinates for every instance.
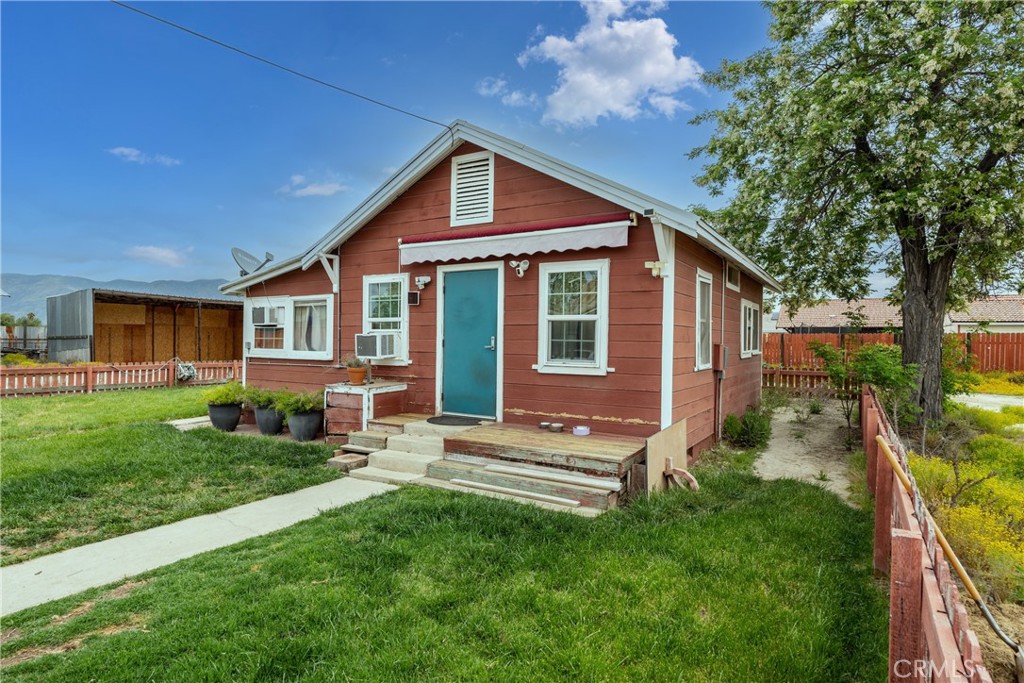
[231,248,274,276]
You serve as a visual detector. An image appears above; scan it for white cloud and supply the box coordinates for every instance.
[125,245,191,267]
[475,76,539,108]
[518,0,703,126]
[277,173,348,198]
[108,146,181,166]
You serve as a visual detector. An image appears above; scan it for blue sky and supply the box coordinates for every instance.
[2,1,774,283]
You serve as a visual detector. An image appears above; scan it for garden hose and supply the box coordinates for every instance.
[876,435,1024,683]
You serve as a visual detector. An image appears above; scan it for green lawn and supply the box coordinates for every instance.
[0,477,888,681]
[1,388,338,565]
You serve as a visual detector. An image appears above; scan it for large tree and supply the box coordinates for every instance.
[691,1,1023,421]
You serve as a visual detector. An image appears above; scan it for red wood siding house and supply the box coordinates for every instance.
[222,121,780,459]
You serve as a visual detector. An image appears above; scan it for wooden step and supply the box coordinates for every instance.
[367,413,435,435]
[347,430,390,450]
[338,444,378,455]
[426,460,616,510]
[417,477,603,518]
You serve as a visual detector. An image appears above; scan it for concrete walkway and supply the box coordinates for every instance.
[951,392,1024,411]
[1,477,396,616]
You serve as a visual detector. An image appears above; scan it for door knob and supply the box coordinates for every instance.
[484,336,496,351]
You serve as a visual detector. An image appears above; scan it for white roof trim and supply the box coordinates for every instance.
[399,220,630,266]
[291,120,778,291]
[219,254,303,295]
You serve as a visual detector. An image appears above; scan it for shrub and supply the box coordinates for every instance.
[941,335,979,398]
[1,353,37,367]
[968,434,1024,479]
[723,408,772,449]
[808,398,824,415]
[245,386,284,410]
[1009,372,1024,385]
[202,381,246,406]
[277,390,324,417]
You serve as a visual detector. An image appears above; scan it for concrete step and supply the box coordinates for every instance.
[417,477,603,518]
[349,466,423,485]
[426,460,616,510]
[369,449,442,475]
[386,433,445,457]
[347,430,390,450]
[327,454,368,472]
[403,421,479,438]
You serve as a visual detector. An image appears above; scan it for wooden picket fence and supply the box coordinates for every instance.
[0,360,241,397]
[956,332,1024,372]
[861,387,992,683]
[763,332,898,369]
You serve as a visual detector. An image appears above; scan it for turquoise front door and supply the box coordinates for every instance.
[442,268,498,418]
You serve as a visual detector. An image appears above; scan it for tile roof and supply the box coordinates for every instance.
[947,294,1024,323]
[778,298,902,329]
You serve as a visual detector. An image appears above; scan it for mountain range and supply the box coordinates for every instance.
[0,274,238,322]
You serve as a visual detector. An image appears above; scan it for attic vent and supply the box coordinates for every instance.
[451,151,494,227]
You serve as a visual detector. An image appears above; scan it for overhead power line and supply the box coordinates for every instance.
[109,1,451,133]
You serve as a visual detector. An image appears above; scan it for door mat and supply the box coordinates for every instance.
[426,415,482,426]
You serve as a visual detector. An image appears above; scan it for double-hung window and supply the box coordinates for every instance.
[362,274,409,362]
[741,299,761,358]
[536,259,610,375]
[247,296,333,360]
[695,269,713,370]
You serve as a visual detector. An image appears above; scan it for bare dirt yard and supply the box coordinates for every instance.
[755,399,855,505]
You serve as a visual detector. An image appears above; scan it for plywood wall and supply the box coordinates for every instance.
[93,302,241,363]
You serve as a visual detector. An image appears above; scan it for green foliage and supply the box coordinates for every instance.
[245,386,287,410]
[723,408,772,449]
[341,353,365,368]
[941,335,979,398]
[276,389,324,416]
[201,381,246,406]
[808,398,824,415]
[852,344,919,426]
[808,340,858,448]
[0,313,15,326]
[14,312,42,327]
[974,371,1024,396]
[1,353,34,367]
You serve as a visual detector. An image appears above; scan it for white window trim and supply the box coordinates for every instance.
[695,269,713,371]
[450,150,494,227]
[725,262,741,292]
[244,295,334,361]
[535,258,611,376]
[362,273,411,365]
[741,298,762,359]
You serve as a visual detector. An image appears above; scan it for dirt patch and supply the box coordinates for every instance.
[48,579,149,627]
[966,601,1024,683]
[103,579,149,600]
[49,601,96,626]
[0,629,23,646]
[0,615,146,669]
[755,400,855,504]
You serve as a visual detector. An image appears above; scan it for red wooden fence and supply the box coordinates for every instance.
[0,360,241,397]
[861,387,992,683]
[763,333,898,368]
[957,332,1024,372]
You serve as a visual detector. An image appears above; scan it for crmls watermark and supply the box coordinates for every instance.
[893,659,976,679]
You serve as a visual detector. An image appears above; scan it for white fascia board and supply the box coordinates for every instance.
[219,254,304,295]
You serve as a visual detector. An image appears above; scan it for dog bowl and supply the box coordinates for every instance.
[538,421,551,429]
[572,425,590,436]
[548,422,564,433]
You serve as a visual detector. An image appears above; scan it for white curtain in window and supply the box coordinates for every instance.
[294,303,326,352]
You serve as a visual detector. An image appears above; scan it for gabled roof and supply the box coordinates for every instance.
[224,120,782,293]
[778,298,902,330]
[948,294,1024,323]
[220,254,303,296]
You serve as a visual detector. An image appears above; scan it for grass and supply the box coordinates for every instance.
[0,478,888,681]
[1,388,338,565]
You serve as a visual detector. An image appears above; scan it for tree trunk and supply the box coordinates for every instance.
[901,240,953,423]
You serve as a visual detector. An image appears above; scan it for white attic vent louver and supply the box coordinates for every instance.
[451,151,494,227]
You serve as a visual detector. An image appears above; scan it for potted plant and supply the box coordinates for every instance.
[342,353,367,385]
[202,381,246,432]
[246,386,285,436]
[278,390,324,442]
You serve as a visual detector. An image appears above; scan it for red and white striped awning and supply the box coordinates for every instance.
[398,213,632,266]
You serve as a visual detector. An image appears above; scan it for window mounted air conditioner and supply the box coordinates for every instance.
[354,332,398,359]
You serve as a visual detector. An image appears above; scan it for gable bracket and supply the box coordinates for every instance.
[318,253,340,293]
[647,213,673,279]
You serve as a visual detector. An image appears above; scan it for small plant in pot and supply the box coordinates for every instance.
[246,386,286,436]
[342,353,367,385]
[202,381,246,432]
[278,390,324,442]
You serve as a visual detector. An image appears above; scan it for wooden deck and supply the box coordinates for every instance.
[444,423,646,478]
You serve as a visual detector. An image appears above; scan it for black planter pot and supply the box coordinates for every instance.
[254,406,285,436]
[208,403,242,432]
[288,411,323,442]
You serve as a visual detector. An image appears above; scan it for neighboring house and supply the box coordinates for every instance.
[221,121,781,458]
[944,294,1024,333]
[47,288,243,363]
[777,298,901,333]
[778,295,1024,334]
